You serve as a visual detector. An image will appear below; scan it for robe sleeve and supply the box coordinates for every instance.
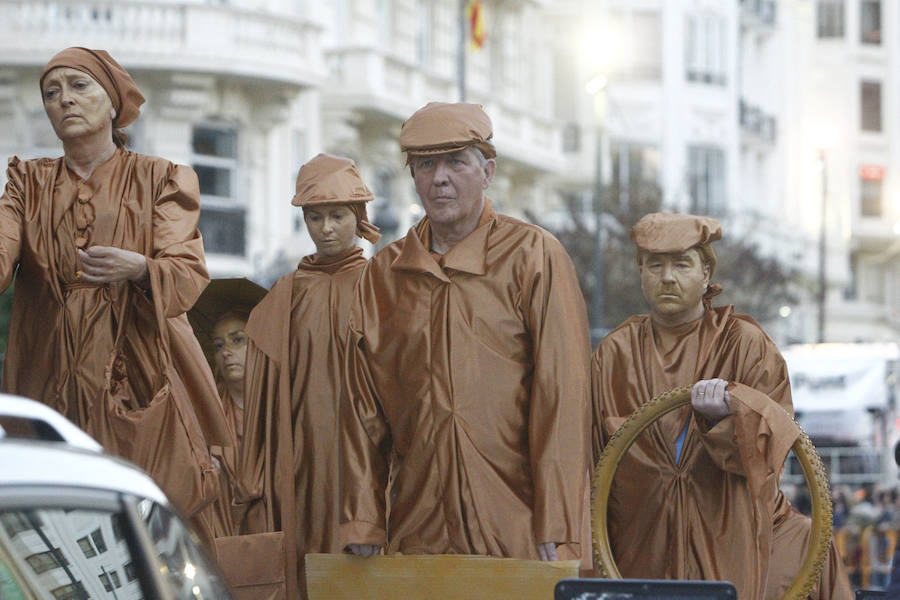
[524,234,590,547]
[340,303,393,547]
[145,163,209,318]
[234,340,278,532]
[0,158,25,293]
[695,324,796,477]
[590,350,607,466]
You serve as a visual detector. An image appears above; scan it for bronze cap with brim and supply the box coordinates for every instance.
[188,278,268,366]
[399,102,496,163]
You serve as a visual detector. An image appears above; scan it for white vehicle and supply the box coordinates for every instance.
[782,342,900,486]
[0,395,233,600]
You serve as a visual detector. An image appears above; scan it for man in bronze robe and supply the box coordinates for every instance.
[341,102,591,565]
[591,212,850,599]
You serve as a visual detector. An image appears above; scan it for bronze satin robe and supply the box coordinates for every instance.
[341,202,591,563]
[0,150,230,512]
[209,385,243,538]
[591,306,850,599]
[238,247,368,598]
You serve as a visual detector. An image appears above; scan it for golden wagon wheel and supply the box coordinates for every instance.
[592,385,833,600]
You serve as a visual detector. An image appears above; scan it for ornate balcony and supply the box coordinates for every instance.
[325,48,567,174]
[0,0,325,88]
[740,0,777,32]
[739,98,777,146]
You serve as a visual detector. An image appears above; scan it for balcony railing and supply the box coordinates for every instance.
[740,0,777,29]
[326,47,566,172]
[739,98,777,145]
[0,0,324,87]
[783,446,887,486]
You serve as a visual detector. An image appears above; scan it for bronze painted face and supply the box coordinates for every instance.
[639,248,710,326]
[211,316,249,387]
[410,147,495,231]
[303,204,358,258]
[41,67,115,144]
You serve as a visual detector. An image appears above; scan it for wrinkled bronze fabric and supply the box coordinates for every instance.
[238,246,368,599]
[0,149,230,514]
[591,306,851,599]
[208,384,243,538]
[341,200,591,564]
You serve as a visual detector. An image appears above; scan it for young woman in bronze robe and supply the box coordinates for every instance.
[0,48,230,539]
[236,153,380,598]
[187,279,267,539]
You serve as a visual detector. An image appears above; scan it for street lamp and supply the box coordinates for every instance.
[586,74,609,339]
[816,148,827,343]
[811,125,835,343]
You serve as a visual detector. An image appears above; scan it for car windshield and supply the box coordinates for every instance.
[138,500,230,599]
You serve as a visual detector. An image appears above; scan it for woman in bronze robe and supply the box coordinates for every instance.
[237,153,380,598]
[188,278,267,539]
[0,47,230,530]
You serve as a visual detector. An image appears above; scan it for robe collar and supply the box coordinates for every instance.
[297,245,366,274]
[53,147,123,232]
[391,198,496,282]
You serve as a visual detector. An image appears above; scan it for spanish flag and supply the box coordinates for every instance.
[467,0,486,50]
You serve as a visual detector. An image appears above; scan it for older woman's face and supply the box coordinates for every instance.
[41,67,115,143]
[211,316,249,387]
[303,205,358,258]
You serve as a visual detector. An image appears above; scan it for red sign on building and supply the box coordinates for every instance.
[859,164,885,181]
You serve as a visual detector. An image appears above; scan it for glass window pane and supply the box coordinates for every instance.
[860,80,882,132]
[199,207,247,256]
[192,126,236,158]
[688,145,726,216]
[25,547,68,574]
[860,179,882,217]
[860,0,881,44]
[194,165,233,198]
[817,0,844,38]
[91,528,107,554]
[77,535,96,558]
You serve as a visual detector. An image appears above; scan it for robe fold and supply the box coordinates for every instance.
[591,306,851,599]
[0,149,229,522]
[208,385,243,538]
[238,246,368,599]
[341,200,591,565]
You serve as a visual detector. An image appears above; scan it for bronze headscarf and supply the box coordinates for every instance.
[631,212,723,308]
[292,153,381,244]
[399,102,497,164]
[40,47,145,129]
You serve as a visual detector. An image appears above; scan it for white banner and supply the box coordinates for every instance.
[781,343,899,412]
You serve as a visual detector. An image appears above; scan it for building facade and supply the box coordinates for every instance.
[0,0,897,342]
[0,0,581,284]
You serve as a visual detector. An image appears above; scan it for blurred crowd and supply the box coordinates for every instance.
[785,483,900,590]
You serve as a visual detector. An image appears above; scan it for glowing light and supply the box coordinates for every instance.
[579,23,624,76]
[184,563,197,580]
[585,74,609,96]
[779,306,792,318]
[409,203,422,216]
[811,125,837,151]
